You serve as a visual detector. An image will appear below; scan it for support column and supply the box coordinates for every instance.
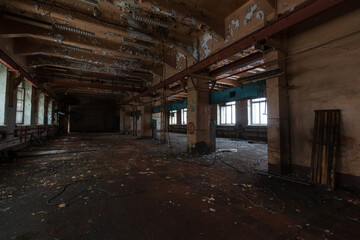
[140,103,152,138]
[120,108,131,134]
[159,95,168,143]
[266,49,291,174]
[187,74,212,154]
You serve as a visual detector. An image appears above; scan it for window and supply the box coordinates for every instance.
[217,101,236,125]
[54,104,59,125]
[0,63,7,125]
[16,82,25,124]
[181,108,187,125]
[169,110,177,125]
[47,100,53,125]
[248,98,267,125]
[37,93,45,125]
[23,81,33,125]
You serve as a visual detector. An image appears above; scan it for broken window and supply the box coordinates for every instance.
[47,100,53,125]
[37,93,45,125]
[217,101,236,125]
[181,108,187,125]
[248,98,267,125]
[169,110,177,125]
[0,63,7,125]
[16,82,25,124]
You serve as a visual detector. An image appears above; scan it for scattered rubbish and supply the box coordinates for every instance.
[58,203,66,208]
[16,150,69,157]
[31,211,47,215]
[216,149,238,153]
[0,207,10,212]
[209,208,216,212]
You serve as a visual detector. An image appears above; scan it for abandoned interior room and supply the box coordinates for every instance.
[0,0,359,239]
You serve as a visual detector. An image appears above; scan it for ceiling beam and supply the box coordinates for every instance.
[0,48,56,100]
[0,16,178,67]
[124,0,346,104]
[209,52,264,77]
[35,67,152,83]
[26,55,162,77]
[46,78,143,93]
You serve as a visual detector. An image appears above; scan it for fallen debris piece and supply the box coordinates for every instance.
[16,150,68,157]
[58,203,66,208]
[216,149,238,153]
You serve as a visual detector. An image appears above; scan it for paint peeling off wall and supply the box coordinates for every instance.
[225,0,266,44]
[176,52,186,70]
[200,32,213,60]
[244,4,258,26]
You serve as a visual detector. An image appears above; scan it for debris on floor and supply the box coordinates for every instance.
[0,133,359,240]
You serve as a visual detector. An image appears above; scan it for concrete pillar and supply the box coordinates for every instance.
[176,109,181,125]
[235,100,248,137]
[120,108,132,134]
[187,74,212,153]
[140,103,152,138]
[266,49,291,174]
[159,96,168,143]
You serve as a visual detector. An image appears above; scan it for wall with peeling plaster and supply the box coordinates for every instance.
[287,4,360,179]
[225,0,265,45]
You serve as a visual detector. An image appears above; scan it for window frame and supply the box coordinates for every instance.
[248,98,268,126]
[37,93,45,125]
[217,101,236,125]
[16,82,25,125]
[47,100,53,125]
[0,63,8,126]
[169,110,177,125]
[181,108,187,125]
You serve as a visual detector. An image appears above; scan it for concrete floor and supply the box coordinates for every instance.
[0,133,359,239]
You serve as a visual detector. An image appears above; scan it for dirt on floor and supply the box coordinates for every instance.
[0,133,359,240]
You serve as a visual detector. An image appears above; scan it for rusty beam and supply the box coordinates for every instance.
[0,48,56,100]
[209,52,263,77]
[124,0,346,104]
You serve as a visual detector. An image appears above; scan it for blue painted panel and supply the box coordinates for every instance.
[210,81,266,104]
[130,110,141,117]
[152,105,162,113]
[169,99,187,111]
[151,81,266,113]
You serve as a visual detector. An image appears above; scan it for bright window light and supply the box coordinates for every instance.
[23,81,33,125]
[47,100,53,125]
[0,63,7,125]
[169,110,177,125]
[181,108,187,125]
[16,81,25,124]
[217,101,236,125]
[248,98,267,125]
[37,93,45,125]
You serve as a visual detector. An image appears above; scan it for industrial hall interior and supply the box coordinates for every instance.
[0,0,360,239]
